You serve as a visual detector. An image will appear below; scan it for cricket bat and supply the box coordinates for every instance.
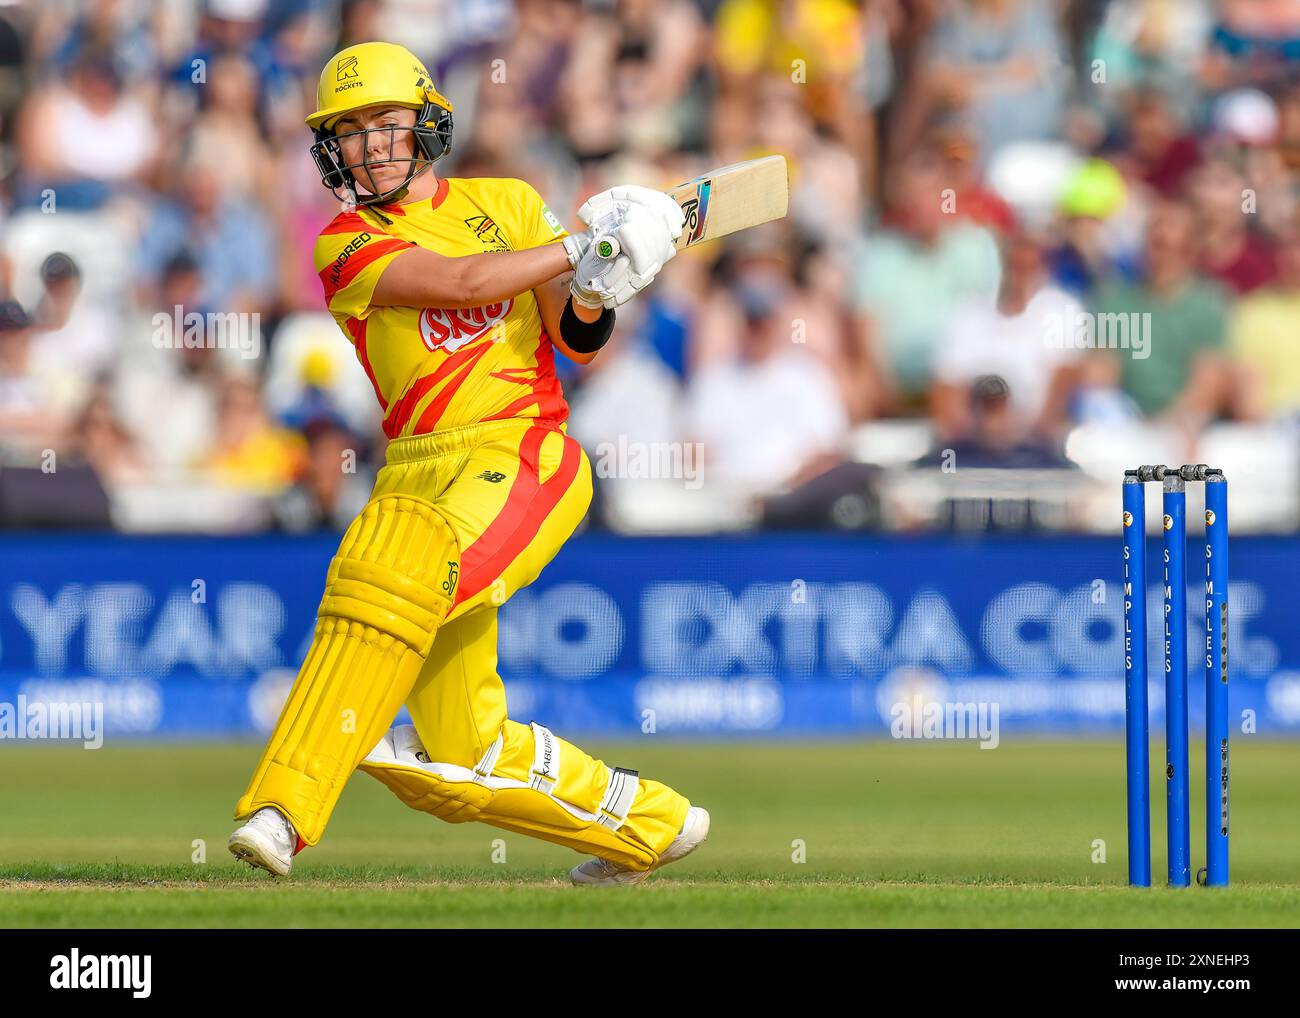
[594,155,789,259]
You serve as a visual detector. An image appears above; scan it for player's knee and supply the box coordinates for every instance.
[319,496,462,655]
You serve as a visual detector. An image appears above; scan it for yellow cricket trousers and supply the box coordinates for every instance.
[236,417,689,870]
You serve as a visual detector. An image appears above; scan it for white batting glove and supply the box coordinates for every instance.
[578,185,686,244]
[563,195,636,268]
[571,210,678,309]
[562,232,591,270]
[605,203,680,292]
[566,185,686,308]
[570,237,633,309]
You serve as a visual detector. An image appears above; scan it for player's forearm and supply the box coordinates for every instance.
[373,243,572,309]
[569,294,603,322]
[532,275,608,364]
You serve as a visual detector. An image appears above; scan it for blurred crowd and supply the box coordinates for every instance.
[0,0,1299,531]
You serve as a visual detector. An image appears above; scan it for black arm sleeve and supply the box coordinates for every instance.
[559,298,616,354]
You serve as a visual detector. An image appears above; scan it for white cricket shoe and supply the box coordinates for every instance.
[228,807,298,877]
[570,806,710,886]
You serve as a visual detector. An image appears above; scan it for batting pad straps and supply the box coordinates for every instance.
[473,732,504,784]
[597,767,639,830]
[529,722,561,794]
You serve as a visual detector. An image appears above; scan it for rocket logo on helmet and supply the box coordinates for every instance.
[307,41,454,207]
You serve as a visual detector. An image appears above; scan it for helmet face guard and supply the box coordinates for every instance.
[310,100,453,206]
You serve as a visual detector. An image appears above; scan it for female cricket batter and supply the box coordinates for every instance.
[227,41,708,885]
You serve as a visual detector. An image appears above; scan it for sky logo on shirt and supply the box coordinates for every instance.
[418,298,513,353]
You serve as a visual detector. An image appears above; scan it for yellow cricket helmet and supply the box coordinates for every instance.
[307,41,454,205]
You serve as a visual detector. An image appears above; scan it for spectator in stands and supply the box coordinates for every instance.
[1278,81,1300,172]
[188,50,274,200]
[334,0,383,53]
[200,374,304,493]
[712,0,866,150]
[693,226,851,401]
[932,227,1085,446]
[170,0,268,97]
[0,5,25,131]
[114,253,223,474]
[1205,88,1298,242]
[918,373,1070,468]
[1112,89,1203,197]
[470,0,583,167]
[28,253,119,416]
[899,0,1068,166]
[1048,157,1142,296]
[15,49,158,209]
[135,159,276,315]
[1087,0,1212,110]
[1229,224,1300,419]
[569,303,683,441]
[1203,0,1300,93]
[246,1,321,139]
[562,0,706,158]
[64,378,148,487]
[42,0,159,85]
[853,144,1001,412]
[686,259,849,490]
[933,124,1016,234]
[1189,157,1279,294]
[1085,198,1230,430]
[0,299,64,457]
[751,76,864,249]
[271,414,372,532]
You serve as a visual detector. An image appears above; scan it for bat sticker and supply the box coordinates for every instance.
[688,179,712,245]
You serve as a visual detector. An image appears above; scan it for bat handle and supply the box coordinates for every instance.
[594,234,621,260]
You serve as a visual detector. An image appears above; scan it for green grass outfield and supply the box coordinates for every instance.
[1,739,1297,928]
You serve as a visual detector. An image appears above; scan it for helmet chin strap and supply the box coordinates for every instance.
[354,159,433,207]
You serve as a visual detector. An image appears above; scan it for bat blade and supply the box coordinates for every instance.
[668,155,789,250]
[592,155,790,260]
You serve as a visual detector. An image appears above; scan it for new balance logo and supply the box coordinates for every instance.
[476,470,508,483]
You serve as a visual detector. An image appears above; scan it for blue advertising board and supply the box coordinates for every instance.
[0,532,1297,741]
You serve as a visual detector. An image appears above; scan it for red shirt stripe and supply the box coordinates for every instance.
[412,348,491,434]
[320,211,372,236]
[480,330,567,425]
[344,316,387,411]
[454,424,582,605]
[319,237,412,300]
[382,342,493,438]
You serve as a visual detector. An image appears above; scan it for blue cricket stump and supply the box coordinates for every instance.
[1163,470,1190,887]
[1122,475,1150,887]
[1204,473,1229,886]
[1123,464,1228,888]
